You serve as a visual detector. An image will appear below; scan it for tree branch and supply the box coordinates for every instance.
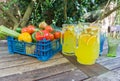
[64,0,67,21]
[0,5,19,25]
[14,4,22,19]
[101,4,120,20]
[95,2,120,23]
[98,0,111,21]
[20,1,34,27]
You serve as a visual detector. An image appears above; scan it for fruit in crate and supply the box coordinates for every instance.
[39,21,48,29]
[15,22,61,42]
[48,33,54,41]
[15,27,22,33]
[27,25,36,34]
[35,30,55,41]
[35,31,45,41]
[21,27,28,33]
[20,25,39,34]
[18,32,32,43]
[5,22,62,61]
[45,25,54,33]
[54,31,61,39]
[32,32,37,42]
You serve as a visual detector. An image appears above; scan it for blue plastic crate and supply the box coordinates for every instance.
[7,36,62,61]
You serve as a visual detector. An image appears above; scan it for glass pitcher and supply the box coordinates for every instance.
[75,23,100,65]
[61,24,76,56]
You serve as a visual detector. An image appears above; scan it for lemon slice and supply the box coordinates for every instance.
[87,35,97,45]
[80,34,91,43]
[86,27,92,33]
[67,25,74,31]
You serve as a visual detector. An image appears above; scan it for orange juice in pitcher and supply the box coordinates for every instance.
[61,24,76,56]
[75,23,100,65]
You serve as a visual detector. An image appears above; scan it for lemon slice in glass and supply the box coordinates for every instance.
[79,34,91,43]
[87,35,97,45]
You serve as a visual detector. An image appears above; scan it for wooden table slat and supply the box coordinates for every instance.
[63,55,109,77]
[99,57,120,70]
[0,53,63,70]
[38,69,88,81]
[0,63,81,81]
[0,57,69,77]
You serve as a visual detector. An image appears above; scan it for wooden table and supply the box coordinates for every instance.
[0,40,120,81]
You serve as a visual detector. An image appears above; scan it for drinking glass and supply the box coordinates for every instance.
[99,32,106,56]
[107,31,120,57]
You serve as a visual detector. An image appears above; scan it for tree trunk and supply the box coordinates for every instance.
[20,1,34,27]
[0,6,18,26]
[64,0,67,21]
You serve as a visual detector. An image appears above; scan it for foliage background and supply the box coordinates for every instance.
[0,0,120,28]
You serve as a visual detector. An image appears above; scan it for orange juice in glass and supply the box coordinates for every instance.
[75,23,100,65]
[61,24,76,56]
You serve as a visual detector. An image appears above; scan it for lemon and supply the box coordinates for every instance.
[87,35,97,45]
[79,34,91,43]
[86,27,92,33]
